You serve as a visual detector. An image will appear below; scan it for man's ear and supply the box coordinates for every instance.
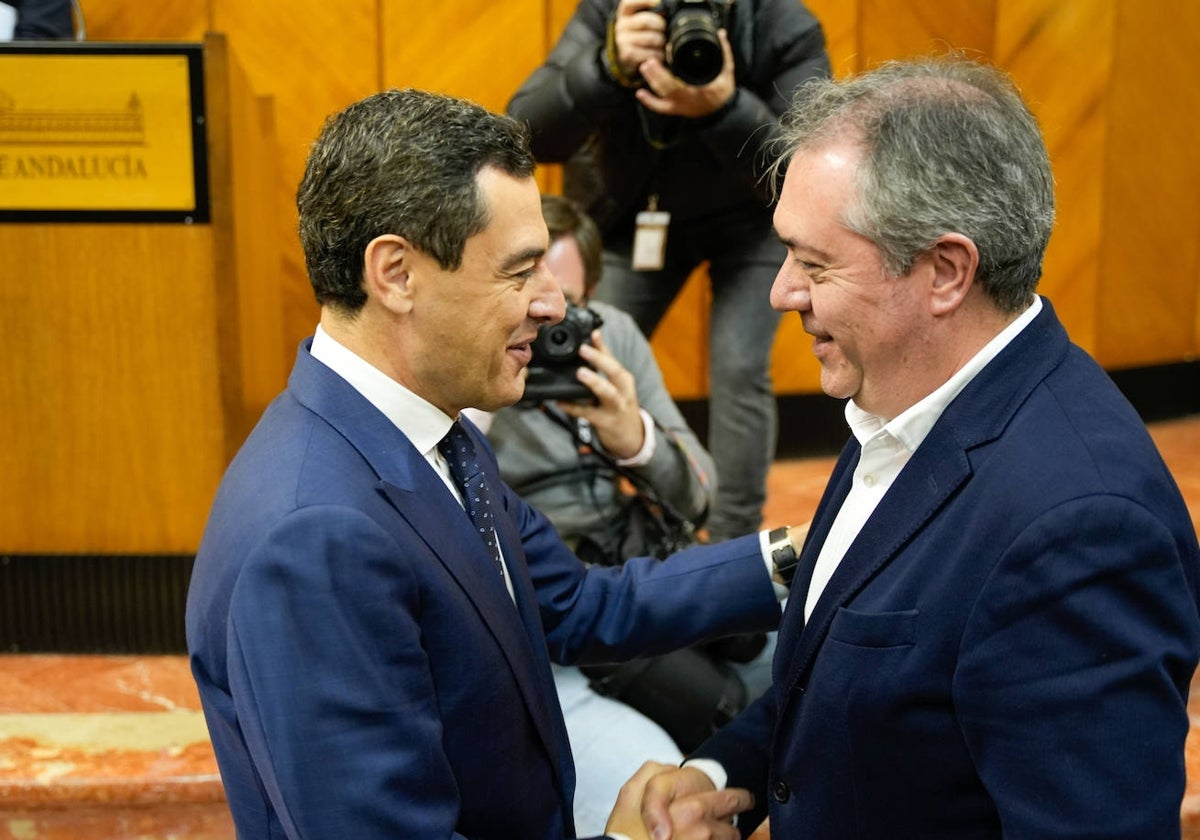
[363,234,415,314]
[927,232,978,317]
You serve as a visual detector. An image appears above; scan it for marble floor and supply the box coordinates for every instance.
[0,414,1196,839]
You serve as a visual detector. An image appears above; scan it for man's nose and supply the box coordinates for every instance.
[530,265,566,324]
[770,266,811,313]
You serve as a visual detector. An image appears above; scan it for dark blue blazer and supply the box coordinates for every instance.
[185,340,780,839]
[698,299,1200,838]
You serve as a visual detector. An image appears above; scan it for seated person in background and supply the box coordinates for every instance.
[487,195,715,576]
[467,194,782,836]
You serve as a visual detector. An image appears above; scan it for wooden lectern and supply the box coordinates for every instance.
[0,34,284,651]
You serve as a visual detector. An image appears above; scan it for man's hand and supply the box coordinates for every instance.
[556,331,645,460]
[606,762,753,840]
[636,28,736,118]
[612,0,666,82]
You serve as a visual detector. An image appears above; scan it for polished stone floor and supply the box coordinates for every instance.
[0,414,1196,839]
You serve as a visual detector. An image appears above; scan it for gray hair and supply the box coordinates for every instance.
[772,55,1055,313]
[297,89,536,312]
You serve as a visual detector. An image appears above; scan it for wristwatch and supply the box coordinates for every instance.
[768,526,800,588]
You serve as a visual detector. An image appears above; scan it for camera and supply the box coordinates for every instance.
[518,302,605,407]
[659,0,732,86]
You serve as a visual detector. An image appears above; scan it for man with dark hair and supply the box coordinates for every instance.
[185,88,796,840]
[632,55,1200,840]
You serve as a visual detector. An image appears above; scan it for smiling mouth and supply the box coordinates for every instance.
[509,343,533,366]
[803,321,832,343]
[807,331,835,358]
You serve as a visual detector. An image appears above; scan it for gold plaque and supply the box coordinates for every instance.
[0,44,207,222]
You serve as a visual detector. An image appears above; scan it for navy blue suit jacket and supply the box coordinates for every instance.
[697,299,1200,838]
[185,341,780,839]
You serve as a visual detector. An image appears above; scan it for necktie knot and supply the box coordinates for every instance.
[438,421,504,577]
[438,421,482,482]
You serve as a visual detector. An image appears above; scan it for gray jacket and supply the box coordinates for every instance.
[486,302,715,554]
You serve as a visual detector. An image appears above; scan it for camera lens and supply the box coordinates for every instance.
[536,323,579,361]
[667,9,723,86]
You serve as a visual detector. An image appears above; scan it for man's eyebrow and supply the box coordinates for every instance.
[776,232,834,264]
[500,247,545,274]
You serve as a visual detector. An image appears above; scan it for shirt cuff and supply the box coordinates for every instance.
[614,408,657,467]
[682,757,728,790]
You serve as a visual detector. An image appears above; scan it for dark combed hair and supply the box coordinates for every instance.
[297,88,536,312]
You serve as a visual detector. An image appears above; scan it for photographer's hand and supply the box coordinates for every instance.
[612,0,666,82]
[556,330,646,460]
[636,28,735,118]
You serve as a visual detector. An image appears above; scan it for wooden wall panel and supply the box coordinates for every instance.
[79,0,208,41]
[651,270,714,400]
[383,0,546,114]
[996,0,1114,353]
[859,0,996,67]
[1096,0,1200,368]
[549,0,580,38]
[805,0,860,76]
[211,0,379,373]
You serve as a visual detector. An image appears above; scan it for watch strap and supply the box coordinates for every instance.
[768,526,800,587]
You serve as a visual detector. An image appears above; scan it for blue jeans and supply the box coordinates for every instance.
[594,205,784,540]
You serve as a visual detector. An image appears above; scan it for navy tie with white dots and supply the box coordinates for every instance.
[437,421,505,578]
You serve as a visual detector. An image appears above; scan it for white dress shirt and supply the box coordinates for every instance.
[310,325,515,601]
[683,297,1045,807]
[804,296,1043,620]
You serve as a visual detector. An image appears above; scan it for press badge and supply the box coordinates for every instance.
[632,207,671,271]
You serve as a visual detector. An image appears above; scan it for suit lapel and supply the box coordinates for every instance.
[778,299,1073,698]
[288,343,566,784]
[491,492,578,799]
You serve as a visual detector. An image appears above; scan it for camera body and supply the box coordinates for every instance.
[658,0,732,86]
[518,302,604,407]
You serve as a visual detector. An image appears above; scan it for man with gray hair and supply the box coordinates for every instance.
[630,54,1200,839]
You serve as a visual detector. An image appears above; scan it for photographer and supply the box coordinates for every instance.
[487,195,714,565]
[507,0,830,544]
[470,195,774,837]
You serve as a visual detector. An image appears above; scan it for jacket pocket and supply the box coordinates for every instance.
[827,607,917,648]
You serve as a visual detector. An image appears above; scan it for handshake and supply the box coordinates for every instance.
[605,761,753,840]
